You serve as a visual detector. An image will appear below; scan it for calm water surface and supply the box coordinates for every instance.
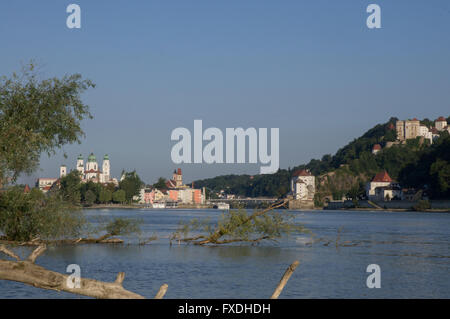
[1,209,449,298]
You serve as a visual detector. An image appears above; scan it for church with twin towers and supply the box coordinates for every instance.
[59,153,118,185]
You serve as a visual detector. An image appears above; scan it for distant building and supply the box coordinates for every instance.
[291,169,315,201]
[396,116,449,144]
[366,171,402,201]
[37,152,118,193]
[64,153,117,184]
[396,118,420,141]
[435,116,448,132]
[166,168,183,188]
[139,169,205,205]
[372,144,382,155]
[36,178,58,193]
[418,125,433,144]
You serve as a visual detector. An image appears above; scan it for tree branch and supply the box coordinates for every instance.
[270,260,300,299]
[0,245,21,261]
[27,245,47,263]
[0,246,166,299]
[0,259,145,299]
[154,284,168,299]
[115,272,125,285]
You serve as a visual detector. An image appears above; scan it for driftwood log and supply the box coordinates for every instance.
[270,260,300,299]
[0,244,167,299]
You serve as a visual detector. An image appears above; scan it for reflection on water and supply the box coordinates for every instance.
[1,209,449,298]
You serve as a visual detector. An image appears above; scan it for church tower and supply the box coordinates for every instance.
[60,165,67,178]
[85,153,98,180]
[102,154,110,183]
[172,168,183,187]
[76,154,84,177]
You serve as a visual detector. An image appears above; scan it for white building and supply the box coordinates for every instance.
[418,125,433,144]
[291,169,315,201]
[435,116,447,131]
[366,171,402,201]
[36,178,58,193]
[60,153,117,185]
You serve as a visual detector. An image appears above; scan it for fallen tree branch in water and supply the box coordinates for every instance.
[0,234,124,247]
[270,260,300,299]
[0,244,166,299]
[173,199,295,245]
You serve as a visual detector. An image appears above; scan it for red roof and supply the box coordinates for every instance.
[436,116,446,122]
[372,171,393,183]
[372,144,382,150]
[23,184,30,193]
[412,118,419,121]
[293,169,312,177]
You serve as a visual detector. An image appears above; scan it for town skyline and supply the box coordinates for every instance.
[19,114,449,191]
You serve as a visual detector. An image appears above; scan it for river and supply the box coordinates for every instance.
[1,209,449,298]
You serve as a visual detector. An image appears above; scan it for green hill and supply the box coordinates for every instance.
[193,117,450,202]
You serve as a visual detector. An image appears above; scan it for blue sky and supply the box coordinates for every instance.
[1,1,449,185]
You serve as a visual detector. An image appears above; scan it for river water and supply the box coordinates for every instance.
[1,209,449,298]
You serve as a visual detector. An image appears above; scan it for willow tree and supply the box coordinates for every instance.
[0,62,95,183]
[170,200,308,245]
[0,63,94,242]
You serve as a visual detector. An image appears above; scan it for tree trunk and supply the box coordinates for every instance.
[0,245,166,299]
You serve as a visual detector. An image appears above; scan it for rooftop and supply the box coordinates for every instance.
[372,171,393,183]
[293,169,312,177]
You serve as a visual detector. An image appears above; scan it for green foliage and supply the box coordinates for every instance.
[400,133,450,199]
[119,171,144,203]
[112,189,126,203]
[172,208,308,245]
[80,181,101,204]
[0,187,85,241]
[105,218,142,237]
[99,188,112,203]
[84,190,96,207]
[58,170,82,204]
[413,200,431,211]
[153,177,167,190]
[0,63,94,181]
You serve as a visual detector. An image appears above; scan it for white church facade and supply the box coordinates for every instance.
[60,153,118,185]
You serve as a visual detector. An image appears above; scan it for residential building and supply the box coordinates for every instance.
[366,171,402,201]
